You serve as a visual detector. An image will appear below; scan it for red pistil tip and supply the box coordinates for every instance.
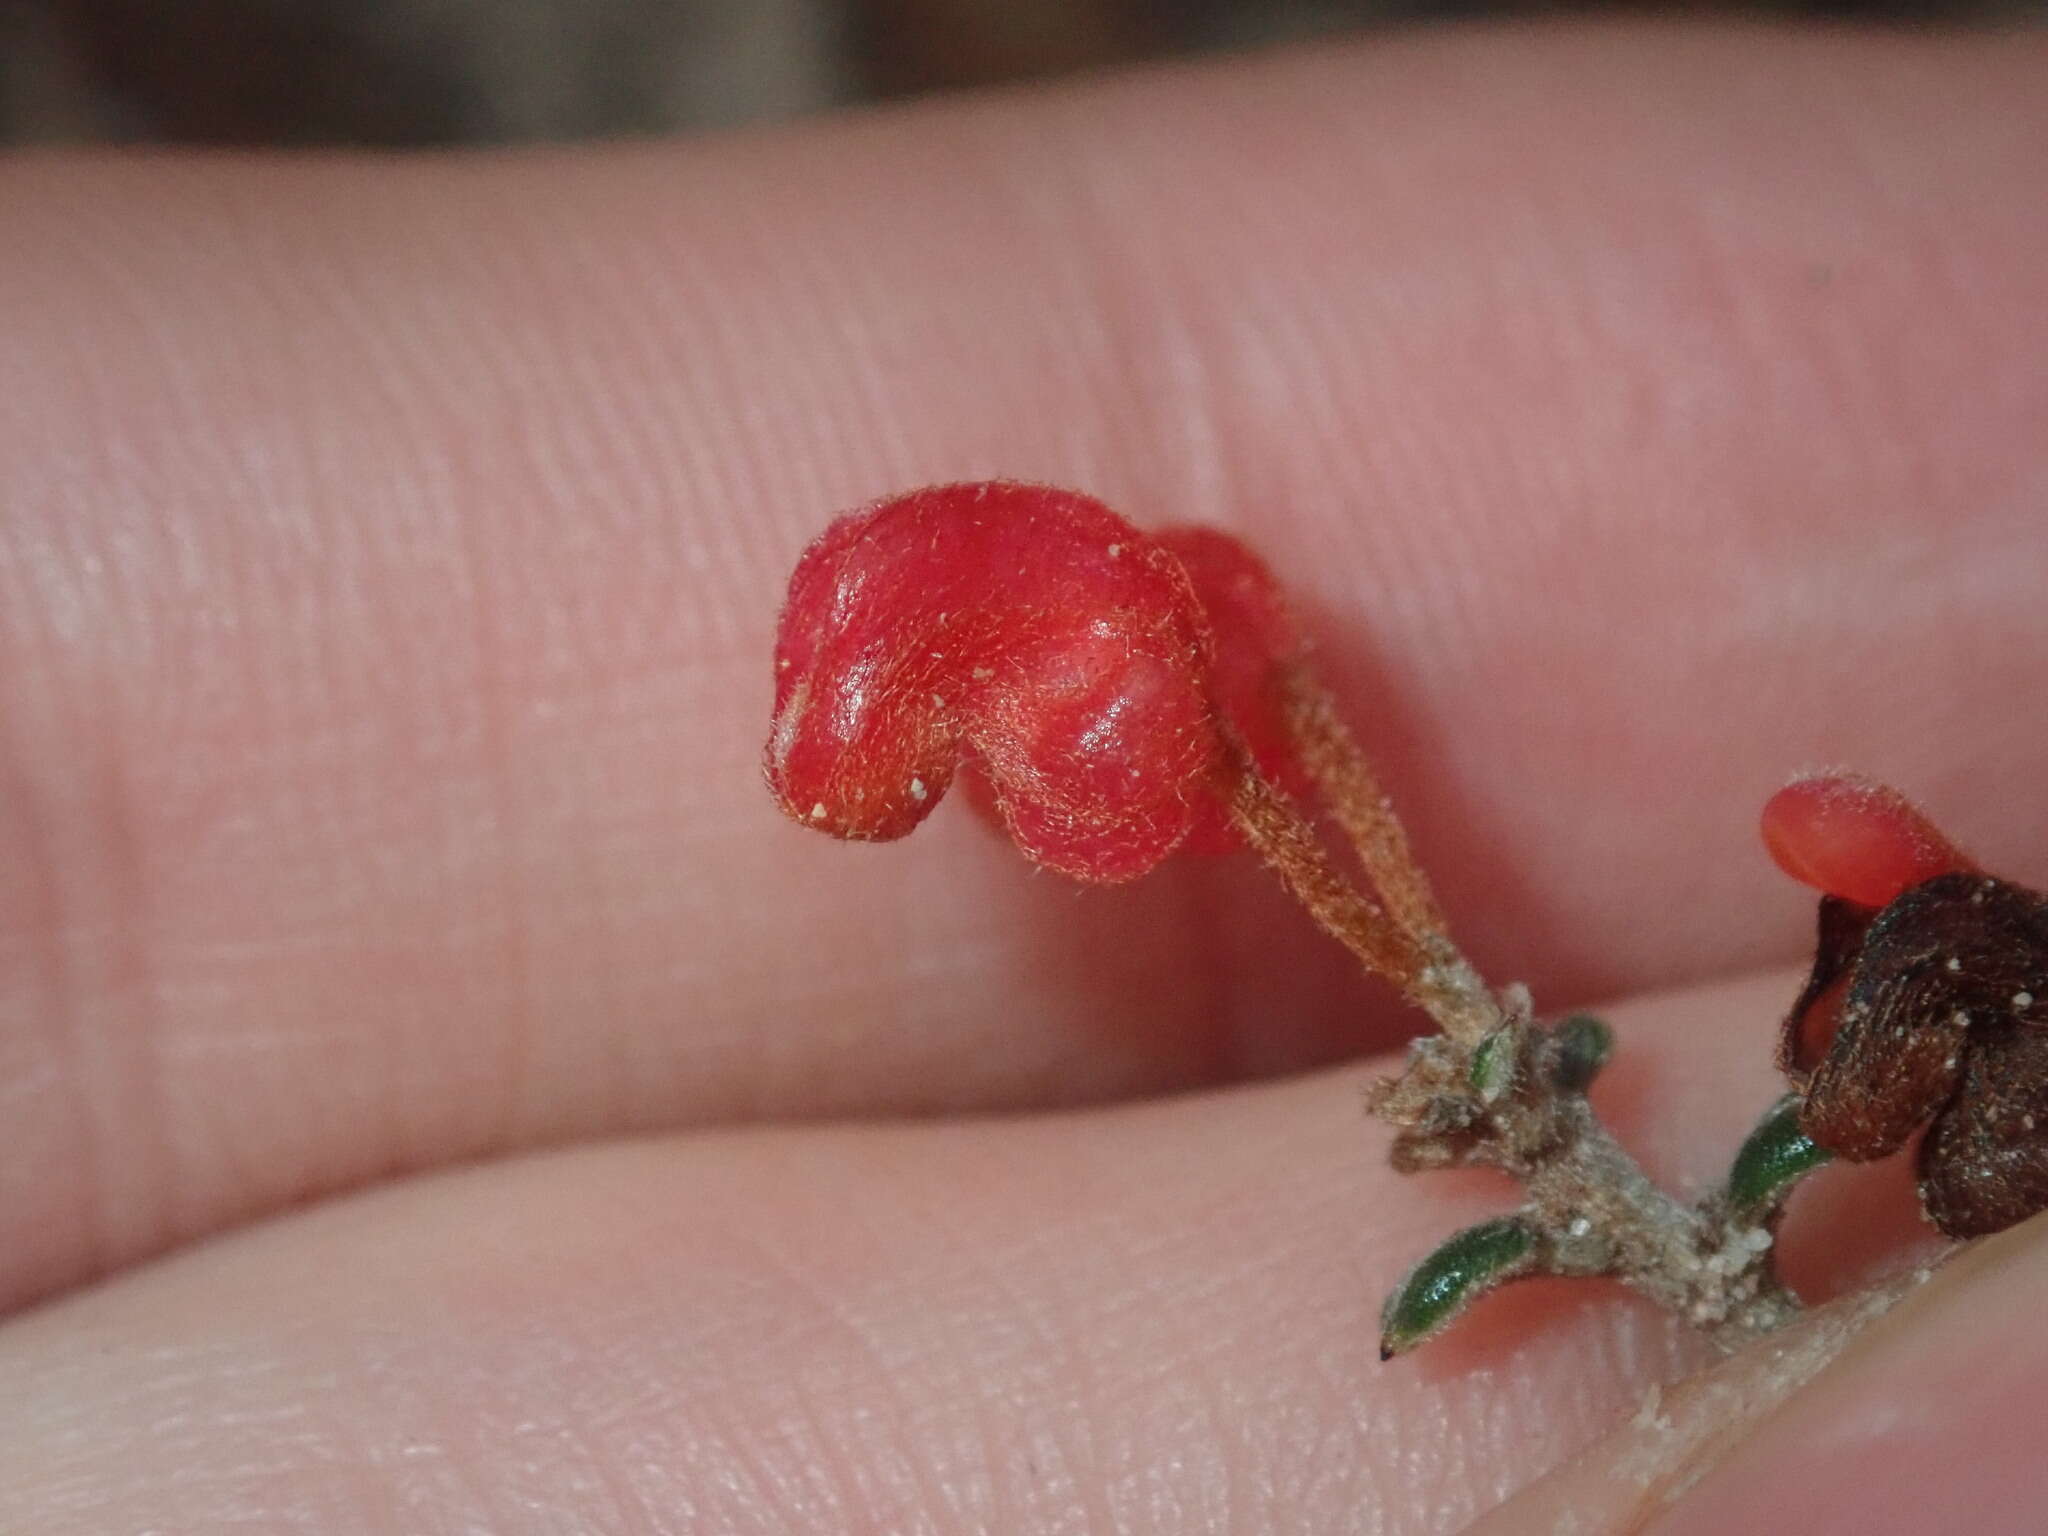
[765,481,1227,882]
[1760,773,1974,908]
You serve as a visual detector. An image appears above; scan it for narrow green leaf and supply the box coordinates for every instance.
[1379,1216,1537,1359]
[1726,1094,1832,1218]
[1550,1014,1614,1092]
[1468,1025,1519,1103]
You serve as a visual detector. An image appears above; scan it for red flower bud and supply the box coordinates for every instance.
[1760,772,1974,909]
[765,482,1227,882]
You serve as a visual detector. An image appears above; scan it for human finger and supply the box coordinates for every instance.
[1,26,2042,1312]
[0,967,1954,1532]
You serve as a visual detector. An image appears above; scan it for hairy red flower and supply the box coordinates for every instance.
[1760,772,1974,909]
[765,481,1228,881]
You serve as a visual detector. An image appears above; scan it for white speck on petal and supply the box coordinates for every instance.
[809,803,828,821]
[908,777,927,802]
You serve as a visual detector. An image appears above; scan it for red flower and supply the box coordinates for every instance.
[766,482,1233,881]
[767,479,1438,992]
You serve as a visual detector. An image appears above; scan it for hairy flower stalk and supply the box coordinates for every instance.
[766,482,1872,1358]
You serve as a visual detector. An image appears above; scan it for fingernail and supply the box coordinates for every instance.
[1467,1250,1935,1535]
[1648,1214,2048,1536]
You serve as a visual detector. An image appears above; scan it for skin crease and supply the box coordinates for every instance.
[0,21,2044,1532]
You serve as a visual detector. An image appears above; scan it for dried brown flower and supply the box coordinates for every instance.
[1783,873,2048,1238]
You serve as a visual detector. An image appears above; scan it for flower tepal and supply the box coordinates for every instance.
[765,481,1226,881]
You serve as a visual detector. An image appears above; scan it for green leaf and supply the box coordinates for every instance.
[1726,1094,1832,1219]
[1379,1216,1537,1359]
[1550,1014,1614,1092]
[1468,1025,1519,1103]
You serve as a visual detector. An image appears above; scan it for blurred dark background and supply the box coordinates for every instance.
[1,0,2040,145]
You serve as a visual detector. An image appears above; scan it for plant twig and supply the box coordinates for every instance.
[1372,1020,1812,1354]
[1223,677,1823,1357]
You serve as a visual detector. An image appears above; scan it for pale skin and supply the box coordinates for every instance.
[1,22,2046,1532]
